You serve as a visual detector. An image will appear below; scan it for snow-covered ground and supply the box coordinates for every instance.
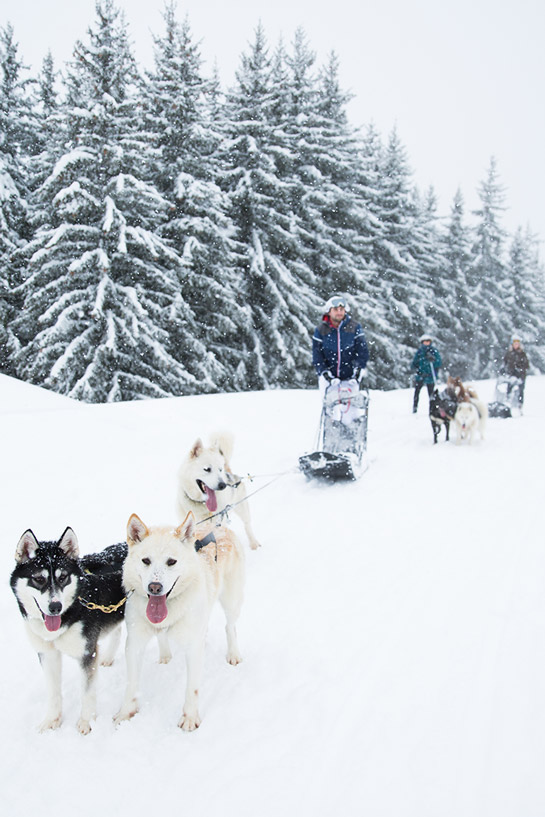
[2,373,544,817]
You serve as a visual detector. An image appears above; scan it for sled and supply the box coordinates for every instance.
[298,450,361,481]
[299,380,369,481]
[490,374,523,417]
[487,400,512,419]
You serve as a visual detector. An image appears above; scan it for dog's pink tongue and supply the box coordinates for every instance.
[44,615,62,632]
[146,595,168,624]
[204,486,217,512]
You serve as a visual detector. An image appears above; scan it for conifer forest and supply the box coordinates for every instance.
[1,0,544,402]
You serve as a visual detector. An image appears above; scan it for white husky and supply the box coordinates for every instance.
[114,511,244,731]
[176,432,261,550]
[454,399,488,444]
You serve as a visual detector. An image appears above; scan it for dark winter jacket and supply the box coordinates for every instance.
[503,347,529,379]
[312,314,369,380]
[411,344,442,385]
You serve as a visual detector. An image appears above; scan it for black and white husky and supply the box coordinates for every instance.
[10,527,127,734]
[429,389,457,444]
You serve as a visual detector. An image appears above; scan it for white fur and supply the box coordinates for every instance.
[176,432,261,550]
[114,511,245,731]
[454,399,488,445]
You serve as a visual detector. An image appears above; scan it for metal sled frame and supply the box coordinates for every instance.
[299,383,369,481]
[493,374,523,415]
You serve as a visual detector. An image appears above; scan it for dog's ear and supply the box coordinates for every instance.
[58,527,79,559]
[127,514,149,546]
[15,529,40,563]
[189,439,203,459]
[209,431,233,461]
[176,511,195,543]
[209,437,222,455]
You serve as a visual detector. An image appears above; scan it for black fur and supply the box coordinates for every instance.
[429,389,457,444]
[81,542,128,576]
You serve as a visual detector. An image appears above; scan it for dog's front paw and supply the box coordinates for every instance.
[157,632,171,664]
[113,703,138,726]
[226,651,243,666]
[158,647,172,664]
[77,718,92,735]
[249,539,261,550]
[178,711,201,731]
[38,714,62,732]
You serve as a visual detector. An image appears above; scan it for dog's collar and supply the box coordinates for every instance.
[184,488,206,505]
[78,590,132,613]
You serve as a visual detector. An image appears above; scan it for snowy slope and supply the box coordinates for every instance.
[2,373,545,817]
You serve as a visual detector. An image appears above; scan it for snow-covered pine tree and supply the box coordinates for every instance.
[0,23,35,373]
[468,157,511,376]
[405,187,453,368]
[369,127,421,386]
[441,188,475,377]
[12,0,204,401]
[347,123,393,387]
[0,23,34,260]
[29,52,65,191]
[218,24,319,389]
[144,4,255,392]
[283,34,357,295]
[507,226,545,371]
[312,52,374,286]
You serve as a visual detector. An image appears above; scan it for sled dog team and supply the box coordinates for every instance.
[10,433,259,735]
[429,376,488,445]
[11,378,490,735]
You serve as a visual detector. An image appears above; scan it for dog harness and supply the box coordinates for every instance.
[194,530,217,561]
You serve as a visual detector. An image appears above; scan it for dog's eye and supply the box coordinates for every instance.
[57,573,70,587]
[31,575,46,588]
[203,467,211,473]
[166,558,177,566]
[142,558,151,566]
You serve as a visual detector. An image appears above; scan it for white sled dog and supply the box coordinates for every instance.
[114,511,245,731]
[176,432,261,550]
[454,398,488,444]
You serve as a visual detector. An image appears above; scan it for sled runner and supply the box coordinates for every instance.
[299,379,369,481]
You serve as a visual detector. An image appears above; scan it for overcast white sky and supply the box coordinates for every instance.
[4,0,544,241]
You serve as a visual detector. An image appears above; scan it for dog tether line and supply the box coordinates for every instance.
[196,469,296,527]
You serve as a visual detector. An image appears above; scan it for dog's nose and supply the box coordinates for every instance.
[217,481,227,491]
[49,601,62,615]
[148,582,163,596]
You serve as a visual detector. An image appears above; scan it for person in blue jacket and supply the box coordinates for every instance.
[411,333,442,413]
[312,295,369,389]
